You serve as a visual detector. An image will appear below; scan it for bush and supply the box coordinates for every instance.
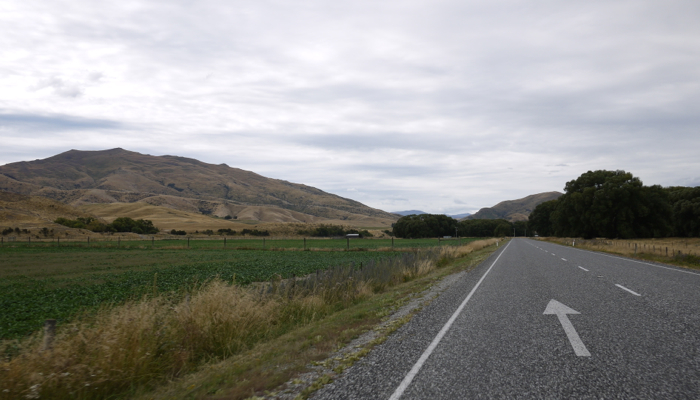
[297,224,371,237]
[217,228,236,235]
[170,229,187,236]
[55,217,159,234]
[241,229,270,236]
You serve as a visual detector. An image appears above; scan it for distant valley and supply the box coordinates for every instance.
[392,210,472,219]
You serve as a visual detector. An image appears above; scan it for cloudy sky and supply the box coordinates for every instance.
[1,0,699,214]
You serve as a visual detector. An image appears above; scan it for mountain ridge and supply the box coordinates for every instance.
[463,191,563,222]
[0,148,396,225]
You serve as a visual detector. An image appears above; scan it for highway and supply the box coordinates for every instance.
[312,238,700,399]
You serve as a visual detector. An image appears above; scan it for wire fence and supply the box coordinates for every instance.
[0,235,473,251]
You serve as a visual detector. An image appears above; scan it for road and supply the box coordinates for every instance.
[312,238,700,399]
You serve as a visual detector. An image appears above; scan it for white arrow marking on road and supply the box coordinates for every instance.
[578,266,589,272]
[544,299,591,357]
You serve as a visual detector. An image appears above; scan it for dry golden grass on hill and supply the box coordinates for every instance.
[80,202,391,236]
[0,192,391,237]
[0,191,96,232]
[0,148,399,224]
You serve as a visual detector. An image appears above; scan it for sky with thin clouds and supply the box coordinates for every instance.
[1,0,699,215]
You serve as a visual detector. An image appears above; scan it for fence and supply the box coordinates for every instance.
[0,235,472,251]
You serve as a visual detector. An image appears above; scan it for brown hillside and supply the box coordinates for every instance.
[0,148,397,225]
[0,191,97,232]
[464,191,563,222]
[80,202,392,232]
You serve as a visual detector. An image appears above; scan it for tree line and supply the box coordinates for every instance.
[392,214,529,238]
[54,217,159,234]
[528,170,700,239]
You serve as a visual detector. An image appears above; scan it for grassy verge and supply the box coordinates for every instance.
[537,237,700,270]
[0,239,501,400]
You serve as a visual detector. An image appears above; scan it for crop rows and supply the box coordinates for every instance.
[0,250,401,339]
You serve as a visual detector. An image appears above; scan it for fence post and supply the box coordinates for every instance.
[42,319,56,351]
[187,237,190,248]
[57,237,59,247]
[224,237,226,248]
[392,237,394,250]
[304,238,306,250]
[634,243,637,254]
[666,247,668,256]
[347,237,350,251]
[263,237,266,249]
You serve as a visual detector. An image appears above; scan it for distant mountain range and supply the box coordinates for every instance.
[0,148,397,226]
[392,210,472,219]
[463,192,563,222]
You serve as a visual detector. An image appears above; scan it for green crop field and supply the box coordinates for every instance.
[0,246,408,339]
[0,238,478,339]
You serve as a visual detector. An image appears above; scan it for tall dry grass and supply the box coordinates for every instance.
[544,237,700,257]
[0,239,497,400]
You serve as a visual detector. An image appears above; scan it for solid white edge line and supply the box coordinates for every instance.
[388,240,513,400]
[615,284,642,296]
[578,266,589,272]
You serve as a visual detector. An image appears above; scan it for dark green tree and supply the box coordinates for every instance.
[528,199,558,236]
[458,219,513,237]
[668,186,700,237]
[393,214,458,238]
[551,170,672,239]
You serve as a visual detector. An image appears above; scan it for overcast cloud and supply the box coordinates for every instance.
[1,0,699,214]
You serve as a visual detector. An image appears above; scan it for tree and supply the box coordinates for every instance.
[668,187,700,237]
[393,214,458,238]
[458,219,512,237]
[551,170,672,239]
[528,200,558,236]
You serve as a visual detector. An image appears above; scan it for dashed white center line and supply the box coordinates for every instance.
[615,284,641,296]
[578,266,589,272]
[561,258,567,261]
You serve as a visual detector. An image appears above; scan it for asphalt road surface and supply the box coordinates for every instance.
[312,238,700,399]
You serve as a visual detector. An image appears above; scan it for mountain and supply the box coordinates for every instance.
[391,210,472,219]
[391,210,428,216]
[464,192,563,222]
[0,148,397,226]
[449,213,472,219]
